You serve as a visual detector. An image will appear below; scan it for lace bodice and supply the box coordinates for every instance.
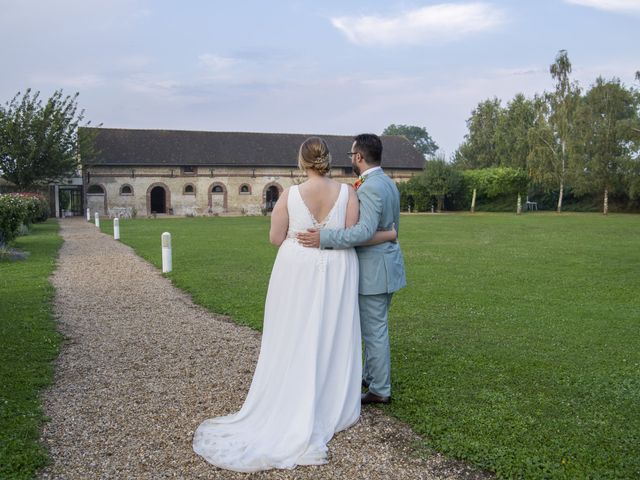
[286,184,348,240]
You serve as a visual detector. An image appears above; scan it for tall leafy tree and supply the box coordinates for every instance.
[634,71,640,135]
[0,89,96,189]
[495,93,536,169]
[453,98,502,169]
[573,77,640,213]
[629,78,640,201]
[382,124,439,158]
[528,50,581,212]
[527,95,561,194]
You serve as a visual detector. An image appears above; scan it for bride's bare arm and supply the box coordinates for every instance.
[269,188,290,246]
[345,186,359,228]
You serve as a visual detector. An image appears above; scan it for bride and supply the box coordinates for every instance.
[193,137,396,472]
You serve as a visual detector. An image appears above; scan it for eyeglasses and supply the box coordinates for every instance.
[347,151,358,157]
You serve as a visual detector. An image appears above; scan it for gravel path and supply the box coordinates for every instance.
[39,218,491,479]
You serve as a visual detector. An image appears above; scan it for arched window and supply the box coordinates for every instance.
[87,184,104,194]
[239,184,251,194]
[183,184,195,195]
[120,184,133,195]
[212,185,223,193]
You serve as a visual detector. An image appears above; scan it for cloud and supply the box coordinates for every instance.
[491,66,546,77]
[115,55,154,70]
[27,73,106,89]
[330,2,505,46]
[565,0,640,13]
[198,54,240,72]
[121,75,180,96]
[196,52,307,87]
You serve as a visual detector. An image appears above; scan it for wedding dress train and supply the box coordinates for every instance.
[193,183,361,472]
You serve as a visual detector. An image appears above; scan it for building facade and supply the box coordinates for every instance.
[81,128,425,217]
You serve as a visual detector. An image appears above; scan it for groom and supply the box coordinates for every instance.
[298,133,406,404]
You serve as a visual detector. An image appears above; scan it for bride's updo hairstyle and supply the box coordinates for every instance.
[298,137,331,176]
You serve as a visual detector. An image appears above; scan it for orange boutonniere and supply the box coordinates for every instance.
[354,176,365,190]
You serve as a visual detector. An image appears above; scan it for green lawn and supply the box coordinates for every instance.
[100,213,640,479]
[0,221,62,480]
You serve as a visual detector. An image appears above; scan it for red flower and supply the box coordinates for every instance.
[353,176,365,190]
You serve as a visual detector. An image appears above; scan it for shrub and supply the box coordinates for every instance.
[23,193,49,223]
[0,193,49,245]
[0,194,28,244]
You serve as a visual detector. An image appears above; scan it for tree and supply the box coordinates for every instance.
[382,124,439,158]
[453,98,502,169]
[527,95,561,194]
[628,81,640,201]
[408,157,464,212]
[495,94,536,170]
[528,50,581,212]
[0,89,96,189]
[573,77,640,214]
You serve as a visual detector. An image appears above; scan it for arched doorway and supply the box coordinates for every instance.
[265,185,279,212]
[208,182,227,214]
[146,183,171,216]
[86,184,106,216]
[150,186,167,213]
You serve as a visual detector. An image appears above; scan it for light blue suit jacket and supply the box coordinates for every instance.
[320,169,407,295]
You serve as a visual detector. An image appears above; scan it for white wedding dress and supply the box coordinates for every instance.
[193,183,361,472]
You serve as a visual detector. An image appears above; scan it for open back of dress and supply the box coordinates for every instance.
[193,183,361,472]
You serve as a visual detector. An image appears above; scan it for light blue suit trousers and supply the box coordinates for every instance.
[360,293,393,397]
[320,169,406,398]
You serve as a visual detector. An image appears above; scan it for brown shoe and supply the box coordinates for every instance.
[361,391,391,405]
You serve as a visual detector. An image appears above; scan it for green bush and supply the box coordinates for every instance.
[462,167,529,199]
[399,167,529,212]
[399,159,465,212]
[0,195,27,244]
[20,193,49,224]
[0,193,49,244]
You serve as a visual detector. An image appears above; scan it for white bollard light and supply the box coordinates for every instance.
[114,217,120,240]
[94,212,100,228]
[86,208,91,221]
[162,232,172,273]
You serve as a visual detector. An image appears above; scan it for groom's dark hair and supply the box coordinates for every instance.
[353,133,382,166]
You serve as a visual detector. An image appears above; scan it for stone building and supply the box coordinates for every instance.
[80,128,425,217]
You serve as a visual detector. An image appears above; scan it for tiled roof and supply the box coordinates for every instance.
[80,128,425,170]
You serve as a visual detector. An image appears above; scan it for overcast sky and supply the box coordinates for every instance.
[1,0,638,156]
